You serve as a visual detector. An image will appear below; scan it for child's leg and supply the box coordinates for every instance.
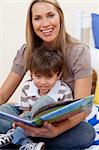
[0,104,20,133]
[12,127,45,150]
[12,127,29,145]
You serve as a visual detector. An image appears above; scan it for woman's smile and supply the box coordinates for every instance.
[40,28,54,36]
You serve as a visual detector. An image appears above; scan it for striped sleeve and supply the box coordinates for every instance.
[19,83,31,111]
[57,81,73,101]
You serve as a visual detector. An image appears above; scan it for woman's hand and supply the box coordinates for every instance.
[14,121,60,138]
[15,111,87,138]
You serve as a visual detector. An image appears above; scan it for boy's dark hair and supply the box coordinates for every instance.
[29,45,64,77]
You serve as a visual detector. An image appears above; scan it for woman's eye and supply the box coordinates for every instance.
[34,17,40,21]
[48,14,55,18]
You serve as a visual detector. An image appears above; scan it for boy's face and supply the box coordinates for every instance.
[32,72,61,96]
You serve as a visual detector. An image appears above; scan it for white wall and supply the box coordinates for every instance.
[0,1,28,80]
[58,0,98,36]
[0,1,98,103]
[0,1,30,103]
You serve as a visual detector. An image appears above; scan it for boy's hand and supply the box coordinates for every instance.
[12,122,18,128]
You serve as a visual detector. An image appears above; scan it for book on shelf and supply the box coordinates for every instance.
[0,95,94,127]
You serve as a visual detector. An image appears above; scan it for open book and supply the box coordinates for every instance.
[0,95,94,127]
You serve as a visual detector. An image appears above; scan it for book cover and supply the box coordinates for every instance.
[0,95,94,127]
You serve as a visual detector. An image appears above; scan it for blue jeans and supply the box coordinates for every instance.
[0,104,95,150]
[0,104,32,145]
[0,104,20,133]
[33,121,95,150]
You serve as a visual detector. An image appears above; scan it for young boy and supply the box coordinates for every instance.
[0,46,73,150]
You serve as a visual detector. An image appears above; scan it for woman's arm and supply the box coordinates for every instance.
[0,72,23,105]
[15,76,92,138]
[15,111,87,138]
[74,76,92,99]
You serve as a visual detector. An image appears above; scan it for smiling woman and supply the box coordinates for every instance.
[31,2,60,44]
[0,0,95,150]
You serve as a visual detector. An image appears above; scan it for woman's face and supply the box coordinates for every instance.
[31,2,60,45]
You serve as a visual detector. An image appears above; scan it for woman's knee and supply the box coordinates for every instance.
[73,121,95,148]
[82,122,95,148]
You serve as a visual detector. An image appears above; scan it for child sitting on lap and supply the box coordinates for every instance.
[0,46,73,150]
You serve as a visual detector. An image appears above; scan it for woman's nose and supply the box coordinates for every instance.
[42,18,49,27]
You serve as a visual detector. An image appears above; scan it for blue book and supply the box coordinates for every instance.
[0,95,94,127]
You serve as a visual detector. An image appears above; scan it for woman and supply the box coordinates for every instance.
[0,0,95,149]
